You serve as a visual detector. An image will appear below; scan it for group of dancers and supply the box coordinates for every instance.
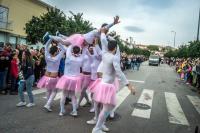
[21,16,136,133]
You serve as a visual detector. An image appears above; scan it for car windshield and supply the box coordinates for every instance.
[150,55,159,59]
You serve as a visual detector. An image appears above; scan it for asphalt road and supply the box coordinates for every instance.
[0,62,200,133]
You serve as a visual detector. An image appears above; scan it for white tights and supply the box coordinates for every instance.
[60,90,77,113]
[45,90,57,107]
[94,103,115,130]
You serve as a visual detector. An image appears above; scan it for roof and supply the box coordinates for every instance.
[33,0,53,8]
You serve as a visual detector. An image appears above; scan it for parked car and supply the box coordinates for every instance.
[149,55,159,66]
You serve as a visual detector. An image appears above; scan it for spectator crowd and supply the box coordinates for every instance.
[166,57,200,94]
[0,43,47,95]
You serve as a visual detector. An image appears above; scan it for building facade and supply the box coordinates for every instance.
[0,0,51,47]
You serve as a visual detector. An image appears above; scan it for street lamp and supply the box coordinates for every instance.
[171,31,176,48]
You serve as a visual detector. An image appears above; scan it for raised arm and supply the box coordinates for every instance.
[100,32,108,53]
[66,45,73,58]
[54,43,65,60]
[114,46,121,62]
[45,39,52,58]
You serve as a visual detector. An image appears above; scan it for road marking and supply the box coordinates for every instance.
[165,92,189,125]
[25,89,46,95]
[113,87,130,112]
[54,92,62,100]
[128,80,145,83]
[187,95,200,115]
[131,89,154,119]
[42,91,89,106]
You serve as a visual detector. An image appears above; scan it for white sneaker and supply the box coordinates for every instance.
[16,102,26,107]
[89,107,95,113]
[102,124,110,132]
[44,105,52,112]
[110,111,115,118]
[86,118,97,125]
[70,111,78,117]
[26,103,35,107]
[92,128,106,133]
[59,112,66,116]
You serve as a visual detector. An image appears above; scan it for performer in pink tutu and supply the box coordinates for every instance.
[77,44,99,108]
[37,38,65,112]
[87,37,120,132]
[91,28,136,133]
[56,44,85,117]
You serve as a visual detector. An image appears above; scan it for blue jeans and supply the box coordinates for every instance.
[136,63,140,70]
[0,71,5,90]
[18,75,35,103]
[131,62,135,70]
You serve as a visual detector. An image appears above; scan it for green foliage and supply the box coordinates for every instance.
[188,41,200,58]
[147,45,159,51]
[25,8,93,44]
[164,41,200,58]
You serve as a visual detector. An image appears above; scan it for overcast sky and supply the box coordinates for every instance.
[42,0,200,46]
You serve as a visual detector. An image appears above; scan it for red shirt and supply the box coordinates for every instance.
[10,58,18,79]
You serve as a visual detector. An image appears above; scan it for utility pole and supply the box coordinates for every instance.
[197,8,200,41]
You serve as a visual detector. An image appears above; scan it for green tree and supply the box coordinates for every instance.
[188,41,200,58]
[25,8,68,44]
[147,45,159,51]
[65,11,93,35]
[177,45,188,58]
[25,8,93,44]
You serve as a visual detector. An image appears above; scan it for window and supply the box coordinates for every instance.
[9,36,16,44]
[19,38,27,44]
[0,5,9,29]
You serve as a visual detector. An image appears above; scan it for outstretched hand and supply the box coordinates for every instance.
[114,15,120,25]
[127,84,136,95]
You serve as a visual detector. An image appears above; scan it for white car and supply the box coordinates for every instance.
[149,55,159,66]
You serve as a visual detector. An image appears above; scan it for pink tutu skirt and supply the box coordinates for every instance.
[67,34,84,48]
[37,76,59,90]
[81,74,91,89]
[88,78,119,93]
[56,75,82,92]
[88,78,101,93]
[92,80,117,106]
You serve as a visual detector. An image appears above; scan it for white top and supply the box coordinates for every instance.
[100,33,129,85]
[45,39,65,73]
[82,47,98,73]
[64,45,84,76]
[90,45,102,80]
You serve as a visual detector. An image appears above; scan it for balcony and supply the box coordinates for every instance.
[0,21,13,31]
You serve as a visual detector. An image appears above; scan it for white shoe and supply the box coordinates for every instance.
[92,128,106,133]
[59,112,66,116]
[86,118,97,125]
[110,111,115,118]
[26,103,35,107]
[89,108,95,113]
[44,105,52,112]
[16,102,26,107]
[70,111,78,117]
[102,124,110,132]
